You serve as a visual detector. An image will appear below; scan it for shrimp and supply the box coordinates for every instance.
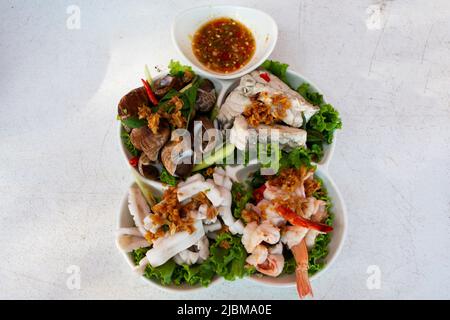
[291,239,313,299]
[256,254,284,277]
[242,221,280,253]
[246,244,268,266]
[276,205,333,233]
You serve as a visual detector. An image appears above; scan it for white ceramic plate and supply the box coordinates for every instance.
[172,5,278,80]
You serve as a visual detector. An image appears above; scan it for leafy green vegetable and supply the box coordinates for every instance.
[174,262,216,287]
[168,60,194,77]
[131,247,150,265]
[261,60,289,83]
[283,251,296,274]
[279,146,314,171]
[297,81,342,147]
[231,182,254,219]
[306,143,324,162]
[143,259,178,285]
[159,167,178,186]
[121,117,147,129]
[121,131,139,157]
[179,76,200,124]
[297,83,324,106]
[307,104,342,145]
[159,88,179,102]
[131,232,253,287]
[209,233,255,281]
[250,170,265,189]
[308,215,333,276]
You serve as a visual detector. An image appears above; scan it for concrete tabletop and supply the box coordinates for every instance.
[0,0,449,299]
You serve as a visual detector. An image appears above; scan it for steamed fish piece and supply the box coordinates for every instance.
[218,70,319,127]
[257,123,307,150]
[230,115,307,151]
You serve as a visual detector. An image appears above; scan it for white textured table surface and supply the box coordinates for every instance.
[1,0,449,300]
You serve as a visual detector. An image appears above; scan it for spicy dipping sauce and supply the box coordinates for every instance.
[192,17,255,74]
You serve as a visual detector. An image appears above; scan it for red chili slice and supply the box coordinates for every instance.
[129,156,139,167]
[253,184,267,203]
[275,205,333,233]
[259,72,271,82]
[141,79,159,106]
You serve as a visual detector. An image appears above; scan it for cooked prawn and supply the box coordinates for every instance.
[291,239,313,299]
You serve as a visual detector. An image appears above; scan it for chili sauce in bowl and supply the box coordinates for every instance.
[192,17,256,74]
[172,6,278,79]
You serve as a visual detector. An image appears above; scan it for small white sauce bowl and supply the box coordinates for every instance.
[172,5,278,80]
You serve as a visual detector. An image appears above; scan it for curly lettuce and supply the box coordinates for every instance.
[279,146,314,172]
[298,83,342,160]
[120,131,139,157]
[308,218,333,276]
[168,60,194,77]
[209,232,255,280]
[159,167,178,186]
[231,182,254,219]
[131,232,253,287]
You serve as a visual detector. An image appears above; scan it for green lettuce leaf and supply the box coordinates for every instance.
[143,259,178,286]
[279,146,314,171]
[159,167,178,186]
[231,182,254,219]
[168,60,194,77]
[297,83,324,106]
[121,117,147,129]
[283,251,296,274]
[261,60,289,83]
[131,247,150,265]
[179,76,200,124]
[175,262,216,287]
[121,130,139,157]
[209,233,255,281]
[307,104,342,145]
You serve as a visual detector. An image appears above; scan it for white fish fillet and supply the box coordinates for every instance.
[230,115,307,151]
[218,70,319,128]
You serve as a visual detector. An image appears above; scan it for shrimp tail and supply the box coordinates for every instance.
[295,265,313,299]
[292,240,313,299]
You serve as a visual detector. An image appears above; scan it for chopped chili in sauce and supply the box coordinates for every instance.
[192,17,255,73]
